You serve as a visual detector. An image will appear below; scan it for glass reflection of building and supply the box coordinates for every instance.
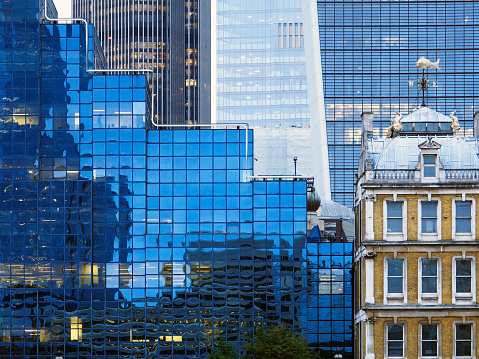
[317,0,479,207]
[73,0,211,125]
[0,1,309,358]
[216,0,308,128]
[306,202,354,359]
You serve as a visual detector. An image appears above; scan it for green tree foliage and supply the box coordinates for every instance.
[208,338,239,359]
[243,326,321,359]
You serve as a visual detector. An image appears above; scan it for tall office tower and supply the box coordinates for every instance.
[316,1,479,207]
[215,0,330,201]
[216,1,308,127]
[0,1,311,357]
[73,0,211,124]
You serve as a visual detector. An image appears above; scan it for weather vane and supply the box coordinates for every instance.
[415,56,440,107]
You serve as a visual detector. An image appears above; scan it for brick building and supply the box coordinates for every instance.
[355,106,479,358]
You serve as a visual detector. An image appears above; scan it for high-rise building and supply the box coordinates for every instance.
[214,0,330,201]
[317,0,479,207]
[0,1,312,358]
[355,106,479,359]
[73,0,211,125]
[216,1,308,128]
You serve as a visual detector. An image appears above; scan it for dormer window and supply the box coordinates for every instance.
[423,154,437,177]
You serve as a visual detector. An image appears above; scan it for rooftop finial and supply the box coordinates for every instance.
[416,57,440,107]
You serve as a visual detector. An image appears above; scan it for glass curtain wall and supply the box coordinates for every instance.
[216,0,309,127]
[317,0,479,207]
[73,0,211,125]
[0,1,308,358]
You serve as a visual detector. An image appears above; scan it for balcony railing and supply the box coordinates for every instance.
[364,169,479,182]
[444,169,479,180]
[372,169,416,180]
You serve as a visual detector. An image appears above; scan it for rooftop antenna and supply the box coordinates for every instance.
[415,57,440,107]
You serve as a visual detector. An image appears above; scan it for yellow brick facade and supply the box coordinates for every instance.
[373,193,479,241]
[371,316,479,359]
[356,190,479,358]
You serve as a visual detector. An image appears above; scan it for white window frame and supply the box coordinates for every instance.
[453,321,475,359]
[384,257,407,305]
[452,256,476,305]
[383,199,407,241]
[418,198,441,241]
[419,322,440,359]
[422,153,438,178]
[385,323,406,359]
[418,257,442,305]
[452,197,476,241]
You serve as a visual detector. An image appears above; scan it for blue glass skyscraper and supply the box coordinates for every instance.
[317,0,479,207]
[0,0,309,358]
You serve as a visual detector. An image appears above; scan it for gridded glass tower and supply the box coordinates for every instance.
[73,0,211,125]
[0,1,309,357]
[317,0,479,207]
[216,0,309,127]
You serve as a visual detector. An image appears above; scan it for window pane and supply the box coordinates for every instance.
[387,202,402,217]
[422,218,437,233]
[422,341,438,357]
[456,277,471,293]
[388,260,403,276]
[456,218,471,233]
[422,324,437,340]
[422,202,437,217]
[415,122,426,131]
[423,166,436,177]
[456,342,472,357]
[422,260,437,276]
[388,342,403,357]
[423,155,436,164]
[456,202,471,217]
[456,260,471,276]
[388,324,403,340]
[456,324,471,340]
[388,277,403,293]
[387,218,402,233]
[422,277,437,293]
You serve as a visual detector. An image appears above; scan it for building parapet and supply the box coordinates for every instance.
[360,168,479,184]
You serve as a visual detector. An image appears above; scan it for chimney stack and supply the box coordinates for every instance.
[361,112,374,149]
[474,111,479,138]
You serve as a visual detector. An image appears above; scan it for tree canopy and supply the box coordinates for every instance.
[207,338,239,359]
[243,326,321,359]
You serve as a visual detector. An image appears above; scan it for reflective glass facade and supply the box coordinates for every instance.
[317,0,479,207]
[0,1,309,358]
[73,0,211,125]
[216,0,309,127]
[307,221,353,359]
